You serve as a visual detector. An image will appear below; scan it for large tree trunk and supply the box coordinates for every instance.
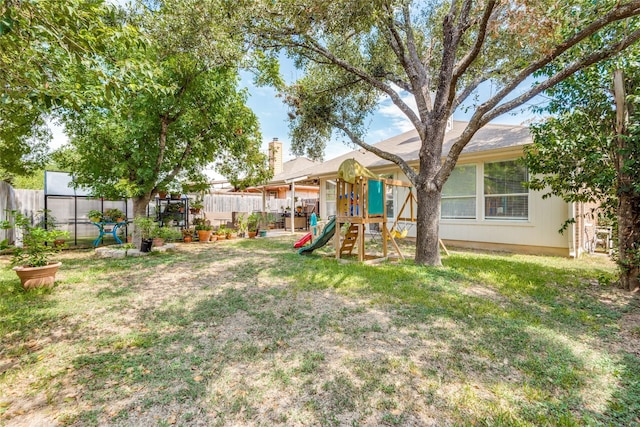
[617,190,640,292]
[414,186,443,266]
[413,122,448,266]
[613,70,640,292]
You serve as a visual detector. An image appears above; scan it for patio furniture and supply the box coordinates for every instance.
[91,221,127,247]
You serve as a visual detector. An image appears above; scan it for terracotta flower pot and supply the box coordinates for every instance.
[183,236,192,243]
[209,234,218,242]
[248,231,257,239]
[152,237,165,247]
[197,230,212,242]
[13,262,62,290]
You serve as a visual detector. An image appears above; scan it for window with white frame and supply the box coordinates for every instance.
[380,173,395,218]
[441,164,476,219]
[483,160,528,220]
[324,180,336,217]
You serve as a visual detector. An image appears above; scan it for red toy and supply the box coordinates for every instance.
[293,232,312,248]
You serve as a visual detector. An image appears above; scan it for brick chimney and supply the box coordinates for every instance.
[268,138,283,175]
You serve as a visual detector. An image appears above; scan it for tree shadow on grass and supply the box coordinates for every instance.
[0,274,59,369]
[68,283,255,426]
[272,251,634,424]
[3,239,634,425]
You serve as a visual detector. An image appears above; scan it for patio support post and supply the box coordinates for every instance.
[291,181,296,234]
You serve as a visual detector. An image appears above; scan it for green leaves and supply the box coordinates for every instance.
[0,0,144,179]
[58,0,271,203]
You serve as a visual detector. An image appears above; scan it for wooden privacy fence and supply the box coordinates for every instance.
[13,189,44,216]
[202,193,263,213]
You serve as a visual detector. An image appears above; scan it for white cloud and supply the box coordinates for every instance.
[372,90,418,136]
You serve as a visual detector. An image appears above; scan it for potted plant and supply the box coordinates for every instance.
[181,228,194,243]
[189,198,204,215]
[235,214,248,238]
[216,225,227,240]
[247,212,260,238]
[133,216,156,252]
[35,209,66,248]
[1,210,69,289]
[104,208,126,223]
[163,202,184,224]
[194,218,213,242]
[152,227,180,246]
[87,209,103,223]
[150,226,166,247]
[258,212,275,237]
[162,227,182,242]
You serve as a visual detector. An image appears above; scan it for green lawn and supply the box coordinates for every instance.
[1,237,638,426]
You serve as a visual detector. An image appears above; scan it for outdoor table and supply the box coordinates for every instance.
[91,221,127,247]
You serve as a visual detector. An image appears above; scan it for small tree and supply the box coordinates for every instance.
[58,0,272,245]
[525,59,640,291]
[1,210,68,267]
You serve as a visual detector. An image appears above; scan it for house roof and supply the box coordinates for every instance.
[294,120,532,180]
[269,157,319,185]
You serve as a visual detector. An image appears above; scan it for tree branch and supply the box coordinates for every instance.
[154,114,171,179]
[453,70,495,110]
[451,0,498,86]
[482,27,640,125]
[382,2,411,73]
[333,120,418,185]
[472,1,640,123]
[400,3,431,117]
[299,37,424,132]
[439,23,640,188]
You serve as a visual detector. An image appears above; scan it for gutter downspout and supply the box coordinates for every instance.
[291,181,295,234]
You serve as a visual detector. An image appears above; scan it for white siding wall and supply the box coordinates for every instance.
[439,191,569,249]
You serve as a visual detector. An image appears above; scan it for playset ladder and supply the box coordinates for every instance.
[340,224,359,256]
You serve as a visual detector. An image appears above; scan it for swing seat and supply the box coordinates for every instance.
[391,228,408,239]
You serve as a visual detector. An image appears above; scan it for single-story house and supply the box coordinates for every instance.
[288,120,595,257]
[249,157,320,207]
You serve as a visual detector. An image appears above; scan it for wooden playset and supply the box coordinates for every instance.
[333,159,448,262]
[334,159,412,262]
